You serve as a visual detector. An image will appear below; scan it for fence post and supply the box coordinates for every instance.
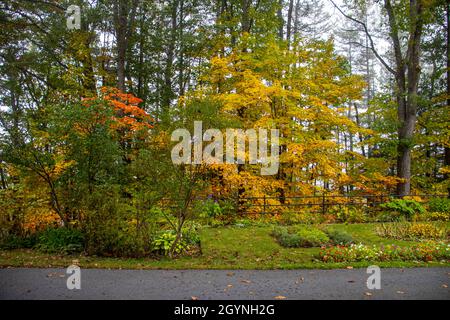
[263,195,266,214]
[322,194,326,214]
[236,194,240,214]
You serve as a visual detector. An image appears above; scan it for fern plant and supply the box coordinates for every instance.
[380,199,426,220]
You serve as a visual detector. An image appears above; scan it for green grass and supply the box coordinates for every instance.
[0,223,449,270]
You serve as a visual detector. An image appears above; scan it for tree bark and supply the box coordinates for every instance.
[277,0,284,39]
[446,1,450,197]
[162,0,178,119]
[286,0,294,44]
[0,152,7,189]
[385,0,423,196]
[113,0,138,91]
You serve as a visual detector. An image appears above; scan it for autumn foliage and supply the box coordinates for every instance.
[80,87,154,138]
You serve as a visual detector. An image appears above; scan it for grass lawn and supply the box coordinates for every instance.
[0,222,449,270]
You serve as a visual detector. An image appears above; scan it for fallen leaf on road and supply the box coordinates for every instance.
[274,295,286,300]
[227,284,233,288]
[240,280,251,284]
[226,272,234,277]
[364,292,372,296]
[47,272,64,278]
[346,266,353,269]
[441,284,448,288]
[191,296,199,300]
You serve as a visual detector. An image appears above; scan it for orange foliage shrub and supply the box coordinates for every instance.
[101,87,154,134]
[23,209,61,234]
[80,87,155,138]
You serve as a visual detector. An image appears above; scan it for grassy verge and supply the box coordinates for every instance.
[1,223,449,270]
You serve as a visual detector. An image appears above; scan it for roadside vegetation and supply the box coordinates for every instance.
[1,198,449,269]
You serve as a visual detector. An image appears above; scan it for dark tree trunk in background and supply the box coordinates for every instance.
[446,1,450,198]
[113,0,138,91]
[286,0,294,43]
[0,152,6,189]
[114,1,127,91]
[162,0,178,120]
[241,0,251,33]
[79,21,96,95]
[277,0,284,39]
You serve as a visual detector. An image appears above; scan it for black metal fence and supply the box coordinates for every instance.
[238,194,448,214]
[161,194,448,215]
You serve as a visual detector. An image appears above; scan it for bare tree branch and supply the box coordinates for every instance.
[329,0,396,75]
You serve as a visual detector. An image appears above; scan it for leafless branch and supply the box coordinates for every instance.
[329,0,396,75]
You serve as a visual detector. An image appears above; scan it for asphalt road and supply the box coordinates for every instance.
[0,267,449,300]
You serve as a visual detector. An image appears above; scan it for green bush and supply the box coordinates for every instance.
[271,227,302,247]
[271,226,329,248]
[325,228,354,245]
[152,231,186,255]
[82,192,159,257]
[197,198,236,226]
[296,227,329,247]
[277,232,303,247]
[333,207,366,223]
[0,234,38,250]
[380,199,426,221]
[151,222,201,256]
[200,198,223,218]
[428,198,450,213]
[181,221,202,246]
[35,227,84,254]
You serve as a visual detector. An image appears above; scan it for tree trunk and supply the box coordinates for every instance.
[114,0,127,91]
[286,0,294,43]
[277,0,284,39]
[446,1,450,197]
[0,153,6,189]
[114,0,138,91]
[385,0,423,196]
[162,0,178,119]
